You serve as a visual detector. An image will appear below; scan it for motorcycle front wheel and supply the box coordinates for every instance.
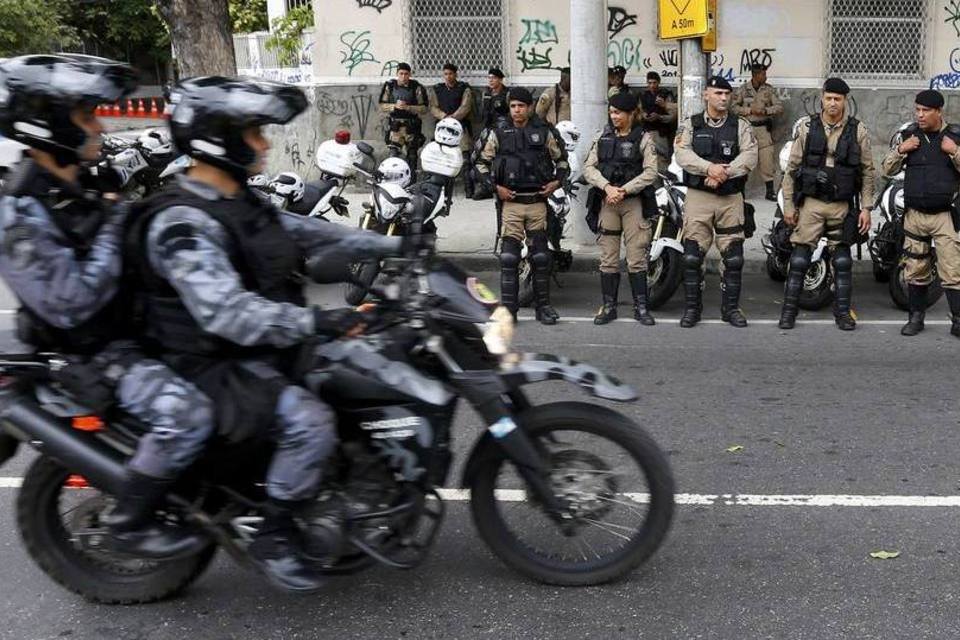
[647,248,683,309]
[469,402,674,586]
[343,260,381,306]
[798,258,834,310]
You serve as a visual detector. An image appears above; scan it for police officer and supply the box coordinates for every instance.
[131,76,413,592]
[675,75,759,328]
[482,67,510,130]
[536,67,572,125]
[732,63,784,201]
[583,92,659,325]
[882,89,960,337]
[378,62,429,170]
[0,54,211,559]
[639,72,678,173]
[476,87,569,324]
[430,63,474,195]
[779,77,874,331]
[608,65,630,98]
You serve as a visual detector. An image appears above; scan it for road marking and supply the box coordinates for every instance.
[516,316,952,326]
[0,477,21,488]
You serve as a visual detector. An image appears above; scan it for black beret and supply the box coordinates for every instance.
[442,63,458,73]
[397,62,412,72]
[609,92,639,112]
[915,89,944,109]
[822,77,850,95]
[488,67,504,78]
[750,63,767,72]
[508,87,534,105]
[706,75,732,91]
[647,71,661,82]
[611,65,627,76]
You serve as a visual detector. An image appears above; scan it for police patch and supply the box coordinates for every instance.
[467,276,499,305]
[530,133,542,143]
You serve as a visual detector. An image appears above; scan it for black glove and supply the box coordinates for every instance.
[400,233,437,256]
[312,307,367,336]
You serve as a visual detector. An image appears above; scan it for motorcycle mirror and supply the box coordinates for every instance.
[356,142,375,157]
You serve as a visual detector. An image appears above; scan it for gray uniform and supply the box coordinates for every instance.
[145,176,403,500]
[0,181,214,480]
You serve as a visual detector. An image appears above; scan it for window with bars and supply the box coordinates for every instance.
[285,0,312,10]
[410,0,504,78]
[827,0,929,83]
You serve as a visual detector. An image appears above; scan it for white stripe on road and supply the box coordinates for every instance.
[516,316,953,326]
[1,479,957,507]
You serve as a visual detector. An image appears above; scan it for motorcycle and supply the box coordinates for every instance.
[247,170,352,220]
[0,200,674,603]
[646,161,687,309]
[98,129,182,199]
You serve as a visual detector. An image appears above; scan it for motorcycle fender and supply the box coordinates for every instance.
[811,240,827,263]
[650,237,684,261]
[0,431,19,467]
[499,353,637,402]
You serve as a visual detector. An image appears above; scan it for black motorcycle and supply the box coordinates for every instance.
[0,207,674,603]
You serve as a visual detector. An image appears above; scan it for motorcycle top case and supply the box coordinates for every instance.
[315,139,362,178]
[420,141,463,178]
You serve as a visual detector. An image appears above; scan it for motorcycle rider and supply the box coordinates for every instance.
[475,87,569,324]
[882,89,960,337]
[675,75,758,328]
[779,77,874,331]
[583,92,659,326]
[0,54,211,559]
[378,62,429,171]
[129,76,416,592]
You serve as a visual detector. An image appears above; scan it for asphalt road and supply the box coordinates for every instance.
[1,272,959,639]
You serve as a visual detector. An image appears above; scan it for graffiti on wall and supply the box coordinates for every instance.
[739,48,776,74]
[946,0,960,37]
[357,0,393,11]
[352,85,374,139]
[930,47,960,89]
[516,17,561,71]
[339,30,380,76]
[607,6,638,39]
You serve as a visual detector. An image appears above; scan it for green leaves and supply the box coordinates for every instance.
[229,0,268,34]
[264,5,313,67]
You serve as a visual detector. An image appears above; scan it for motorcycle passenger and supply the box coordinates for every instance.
[882,89,960,338]
[583,92,660,326]
[474,87,570,324]
[779,77,875,331]
[0,54,211,559]
[128,76,415,593]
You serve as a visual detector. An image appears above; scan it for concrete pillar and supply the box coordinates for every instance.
[680,38,708,122]
[569,0,608,245]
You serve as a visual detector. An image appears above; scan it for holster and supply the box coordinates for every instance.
[952,198,960,233]
[585,187,603,234]
[841,202,867,246]
[639,185,658,220]
[743,201,757,239]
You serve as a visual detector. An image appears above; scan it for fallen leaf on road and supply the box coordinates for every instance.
[869,550,900,560]
[726,445,744,453]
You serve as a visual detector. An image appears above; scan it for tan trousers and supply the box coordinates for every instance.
[598,197,653,273]
[501,201,547,242]
[753,125,777,183]
[902,208,960,289]
[790,197,848,248]
[682,189,745,254]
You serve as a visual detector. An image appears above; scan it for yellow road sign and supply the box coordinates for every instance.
[658,0,710,40]
[701,0,718,51]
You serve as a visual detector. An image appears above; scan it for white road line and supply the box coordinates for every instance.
[516,316,952,326]
[0,479,956,507]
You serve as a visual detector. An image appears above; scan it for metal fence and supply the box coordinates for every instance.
[233,28,314,71]
[825,0,930,85]
[407,0,504,78]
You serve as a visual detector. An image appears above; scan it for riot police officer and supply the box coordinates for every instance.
[882,89,960,337]
[675,75,758,328]
[430,63,474,195]
[476,87,569,324]
[378,62,429,170]
[779,77,874,331]
[639,72,678,173]
[583,92,659,325]
[732,63,784,201]
[481,67,510,130]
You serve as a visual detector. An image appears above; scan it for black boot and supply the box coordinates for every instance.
[628,271,655,325]
[947,289,960,338]
[249,500,327,593]
[720,243,748,328]
[594,272,620,325]
[765,181,777,202]
[832,245,856,331]
[901,284,928,336]
[531,234,559,325]
[499,238,521,321]
[680,240,703,328]
[779,245,810,330]
[104,471,207,560]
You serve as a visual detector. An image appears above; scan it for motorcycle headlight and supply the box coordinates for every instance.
[481,306,515,356]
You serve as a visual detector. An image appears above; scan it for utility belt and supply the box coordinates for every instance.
[509,192,546,205]
[387,114,422,133]
[749,119,773,131]
[794,166,859,205]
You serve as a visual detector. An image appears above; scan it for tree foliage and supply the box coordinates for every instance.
[229,0,268,34]
[265,5,313,67]
[0,0,78,57]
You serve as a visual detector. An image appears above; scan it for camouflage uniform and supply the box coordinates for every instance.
[142,176,403,501]
[535,85,571,125]
[731,81,784,185]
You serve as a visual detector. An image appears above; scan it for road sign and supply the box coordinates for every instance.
[701,0,718,51]
[658,0,710,40]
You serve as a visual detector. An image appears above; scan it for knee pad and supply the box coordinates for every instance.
[722,241,745,271]
[683,239,703,270]
[789,246,812,272]
[528,231,549,266]
[832,245,852,271]
[500,237,521,268]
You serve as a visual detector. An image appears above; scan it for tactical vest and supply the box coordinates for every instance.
[4,161,124,354]
[902,123,960,213]
[483,87,510,129]
[597,125,647,187]
[384,79,424,121]
[435,81,472,135]
[128,184,305,357]
[682,114,746,196]
[798,116,862,203]
[640,89,673,137]
[492,118,556,192]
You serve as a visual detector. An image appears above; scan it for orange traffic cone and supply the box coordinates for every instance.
[136,98,147,118]
[112,102,122,117]
[148,98,159,118]
[126,99,135,117]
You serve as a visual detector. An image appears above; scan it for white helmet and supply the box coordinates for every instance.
[377,157,412,187]
[138,128,173,155]
[555,120,581,153]
[434,117,463,147]
[247,173,270,189]
[270,171,305,202]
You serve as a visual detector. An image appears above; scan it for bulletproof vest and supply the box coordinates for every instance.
[128,183,306,357]
[492,117,555,192]
[4,160,124,354]
[435,81,472,135]
[483,87,510,129]
[902,123,960,213]
[798,116,862,203]
[385,80,424,120]
[597,125,647,187]
[640,89,672,136]
[682,113,746,196]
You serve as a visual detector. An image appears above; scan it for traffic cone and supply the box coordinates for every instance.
[136,98,147,118]
[126,99,135,117]
[148,98,159,118]
[112,102,122,117]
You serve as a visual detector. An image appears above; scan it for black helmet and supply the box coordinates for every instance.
[0,54,138,166]
[169,76,307,180]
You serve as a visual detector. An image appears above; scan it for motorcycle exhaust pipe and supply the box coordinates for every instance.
[0,395,128,495]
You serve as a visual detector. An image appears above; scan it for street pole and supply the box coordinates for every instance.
[680,38,707,122]
[569,0,608,245]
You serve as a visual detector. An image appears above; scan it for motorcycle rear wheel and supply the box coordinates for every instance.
[16,456,215,604]
[647,248,683,309]
[469,402,674,586]
[889,262,944,311]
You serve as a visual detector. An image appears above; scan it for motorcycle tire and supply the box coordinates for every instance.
[469,402,674,587]
[873,263,890,283]
[765,254,787,282]
[889,262,944,311]
[798,259,834,311]
[517,259,536,308]
[16,456,215,604]
[647,248,683,309]
[343,261,381,306]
